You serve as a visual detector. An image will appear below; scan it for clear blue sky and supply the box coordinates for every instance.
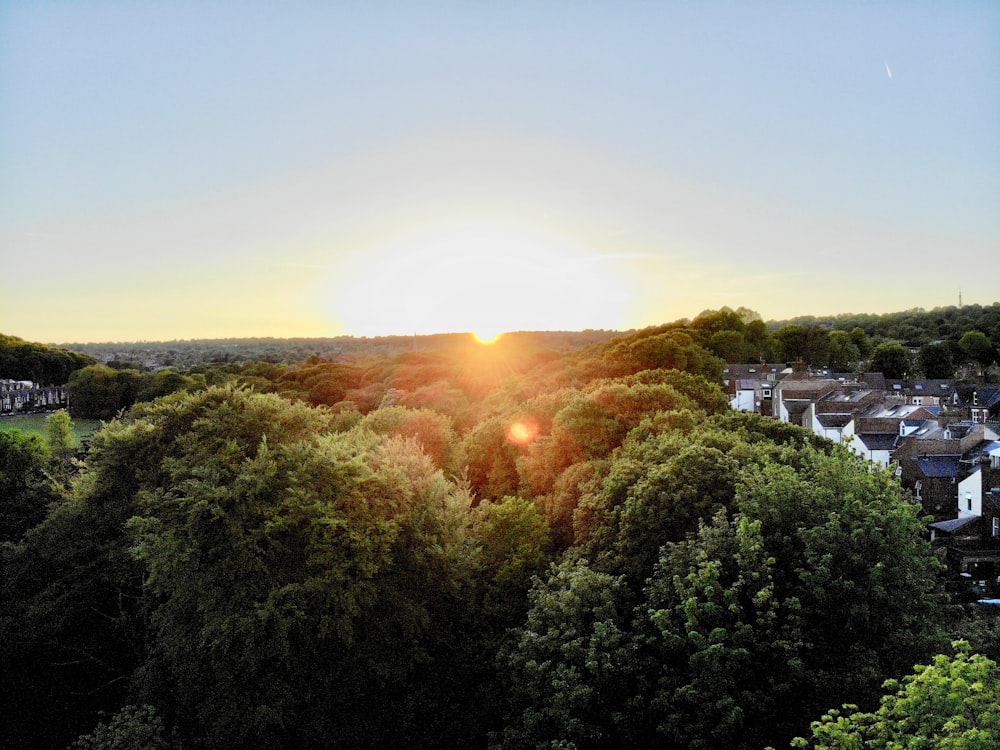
[2,1,998,342]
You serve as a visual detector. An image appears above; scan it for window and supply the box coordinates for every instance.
[993,517,999,538]
[762,389,771,398]
[913,397,923,405]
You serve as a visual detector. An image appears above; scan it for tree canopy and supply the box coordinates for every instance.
[2,307,993,750]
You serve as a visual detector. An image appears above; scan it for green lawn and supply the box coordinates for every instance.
[0,412,103,441]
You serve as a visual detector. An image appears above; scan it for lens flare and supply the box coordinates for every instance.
[506,415,540,446]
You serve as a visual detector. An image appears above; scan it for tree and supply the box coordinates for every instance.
[870,342,911,379]
[501,417,946,750]
[0,429,54,542]
[495,561,634,750]
[470,495,552,628]
[72,704,168,750]
[849,327,872,359]
[44,409,77,486]
[67,365,145,419]
[776,325,829,367]
[918,341,955,379]
[123,386,474,748]
[826,331,861,372]
[959,331,997,374]
[792,642,999,749]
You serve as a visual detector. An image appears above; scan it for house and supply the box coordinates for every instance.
[896,422,1000,518]
[929,440,1000,592]
[771,378,840,426]
[884,379,960,410]
[722,364,789,414]
[0,379,67,414]
[966,386,1000,425]
[803,387,884,444]
[845,403,939,468]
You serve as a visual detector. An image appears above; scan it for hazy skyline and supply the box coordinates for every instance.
[2,2,998,343]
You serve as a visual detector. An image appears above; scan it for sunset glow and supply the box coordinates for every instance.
[325,225,631,338]
[0,4,996,343]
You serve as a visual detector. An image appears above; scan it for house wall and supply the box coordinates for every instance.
[958,469,982,517]
[731,389,755,412]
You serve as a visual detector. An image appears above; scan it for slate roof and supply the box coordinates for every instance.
[885,379,958,396]
[816,413,852,428]
[975,386,1000,408]
[913,454,963,479]
[929,515,980,533]
[858,433,899,451]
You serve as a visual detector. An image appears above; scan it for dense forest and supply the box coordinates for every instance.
[2,307,999,749]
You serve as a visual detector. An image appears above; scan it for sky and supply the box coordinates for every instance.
[1,1,998,344]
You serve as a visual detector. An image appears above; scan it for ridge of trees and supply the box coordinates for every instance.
[0,333,96,384]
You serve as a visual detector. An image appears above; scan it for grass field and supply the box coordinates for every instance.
[0,412,103,441]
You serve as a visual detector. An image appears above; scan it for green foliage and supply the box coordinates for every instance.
[4,310,979,749]
[44,409,77,486]
[0,428,54,542]
[773,304,1000,348]
[456,414,525,502]
[357,404,456,469]
[959,330,997,371]
[603,328,725,381]
[500,418,947,750]
[495,560,634,750]
[776,325,829,366]
[792,642,999,749]
[645,513,805,750]
[121,386,473,747]
[827,330,862,372]
[471,496,553,627]
[72,704,169,750]
[918,341,956,378]
[67,364,146,419]
[871,342,912,379]
[0,332,95,383]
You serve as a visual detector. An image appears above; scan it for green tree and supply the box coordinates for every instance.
[826,330,861,372]
[44,409,77,486]
[871,342,912,379]
[470,495,552,628]
[959,330,997,374]
[0,429,54,542]
[776,325,829,367]
[792,642,999,749]
[72,704,168,750]
[495,560,634,750]
[644,513,805,750]
[124,386,474,748]
[849,327,873,359]
[67,364,145,419]
[918,341,955,378]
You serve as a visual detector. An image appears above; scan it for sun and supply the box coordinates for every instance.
[325,222,630,337]
[473,329,503,345]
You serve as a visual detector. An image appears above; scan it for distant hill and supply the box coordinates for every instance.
[55,330,628,370]
[0,334,96,384]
